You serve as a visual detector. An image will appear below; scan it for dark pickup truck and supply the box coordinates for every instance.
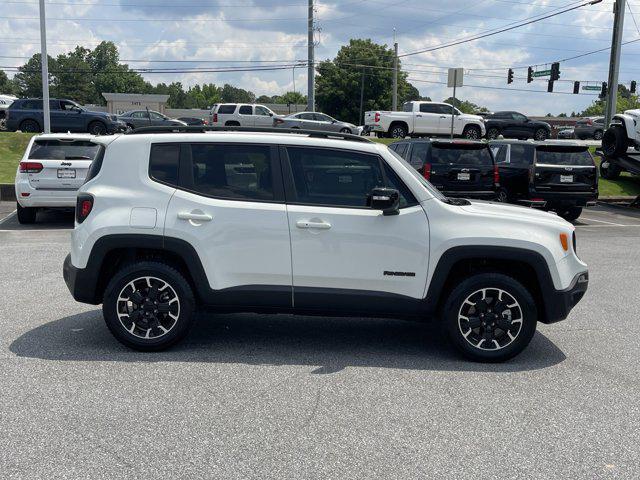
[5,98,127,135]
[485,111,552,141]
[490,140,598,222]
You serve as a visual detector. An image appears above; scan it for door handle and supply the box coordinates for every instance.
[178,212,212,221]
[440,116,447,119]
[416,114,422,117]
[296,220,331,230]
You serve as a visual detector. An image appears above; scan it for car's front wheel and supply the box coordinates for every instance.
[534,128,548,141]
[593,130,603,141]
[88,121,107,135]
[339,127,352,134]
[443,273,537,362]
[102,261,195,351]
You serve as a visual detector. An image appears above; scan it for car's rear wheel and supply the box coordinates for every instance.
[534,128,548,141]
[19,119,41,133]
[16,202,37,224]
[602,125,628,156]
[558,206,582,222]
[593,130,603,141]
[463,125,481,140]
[102,261,195,351]
[495,188,509,203]
[389,123,407,139]
[486,127,500,140]
[600,159,621,179]
[88,121,107,135]
[443,273,537,362]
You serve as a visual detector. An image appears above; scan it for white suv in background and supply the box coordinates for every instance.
[14,133,101,224]
[63,129,588,362]
[210,103,276,127]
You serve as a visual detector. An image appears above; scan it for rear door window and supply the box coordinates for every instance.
[238,105,253,115]
[186,144,274,201]
[536,148,594,166]
[29,139,100,160]
[409,142,429,168]
[509,145,533,166]
[492,145,509,164]
[395,143,408,158]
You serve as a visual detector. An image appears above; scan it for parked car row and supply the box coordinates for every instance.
[389,138,597,221]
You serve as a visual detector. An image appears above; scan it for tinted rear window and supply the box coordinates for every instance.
[431,144,493,166]
[536,148,593,166]
[28,139,100,160]
[218,105,237,114]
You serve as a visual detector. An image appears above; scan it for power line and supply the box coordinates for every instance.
[399,0,605,57]
[0,15,307,22]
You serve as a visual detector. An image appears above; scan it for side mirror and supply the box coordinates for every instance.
[269,112,273,117]
[331,119,337,123]
[368,187,400,216]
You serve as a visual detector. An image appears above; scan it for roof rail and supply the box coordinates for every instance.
[126,125,372,143]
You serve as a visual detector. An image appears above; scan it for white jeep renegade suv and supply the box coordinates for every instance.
[63,128,588,361]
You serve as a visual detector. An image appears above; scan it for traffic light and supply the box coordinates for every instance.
[550,62,560,81]
[573,81,580,94]
[631,80,637,94]
[548,80,554,93]
[507,68,514,84]
[599,82,608,99]
[527,67,533,83]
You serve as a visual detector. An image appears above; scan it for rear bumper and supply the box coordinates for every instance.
[15,178,79,208]
[63,254,101,304]
[542,271,589,324]
[525,190,598,208]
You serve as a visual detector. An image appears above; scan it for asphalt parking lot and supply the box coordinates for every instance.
[0,203,639,479]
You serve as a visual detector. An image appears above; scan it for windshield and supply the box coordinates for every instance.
[387,147,446,200]
[536,148,593,166]
[431,144,493,166]
[28,139,100,160]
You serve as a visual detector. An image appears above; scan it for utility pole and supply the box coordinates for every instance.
[39,0,50,133]
[605,0,625,127]
[307,0,315,112]
[359,68,365,125]
[392,41,398,111]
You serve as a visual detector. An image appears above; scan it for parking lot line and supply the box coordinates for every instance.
[0,210,16,226]
[579,216,627,226]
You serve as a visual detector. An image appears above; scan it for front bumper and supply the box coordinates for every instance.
[542,271,589,323]
[108,121,128,134]
[63,254,101,304]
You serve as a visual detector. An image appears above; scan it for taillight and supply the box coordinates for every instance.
[422,162,432,181]
[19,161,43,173]
[76,194,94,224]
[374,112,380,123]
[203,120,209,125]
[493,164,500,185]
[213,113,218,123]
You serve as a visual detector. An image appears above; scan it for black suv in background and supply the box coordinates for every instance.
[5,98,127,135]
[485,111,552,141]
[490,140,598,221]
[389,139,498,200]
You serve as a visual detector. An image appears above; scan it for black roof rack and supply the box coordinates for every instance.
[125,125,372,143]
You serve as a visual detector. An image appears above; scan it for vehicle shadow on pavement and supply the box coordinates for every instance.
[0,209,74,230]
[9,310,566,373]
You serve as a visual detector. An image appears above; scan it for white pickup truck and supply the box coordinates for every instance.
[365,101,486,139]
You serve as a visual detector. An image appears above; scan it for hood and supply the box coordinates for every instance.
[462,113,484,122]
[461,200,571,228]
[623,109,640,118]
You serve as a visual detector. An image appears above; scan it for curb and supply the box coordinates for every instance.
[0,184,15,202]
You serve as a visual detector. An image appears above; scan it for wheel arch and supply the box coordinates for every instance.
[425,246,556,323]
[388,120,409,134]
[611,114,635,139]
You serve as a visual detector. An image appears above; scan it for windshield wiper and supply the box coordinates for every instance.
[442,197,471,206]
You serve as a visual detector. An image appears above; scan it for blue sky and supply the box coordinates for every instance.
[1,0,639,115]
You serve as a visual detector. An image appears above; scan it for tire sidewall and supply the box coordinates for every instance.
[443,273,538,362]
[487,127,499,140]
[102,262,195,351]
[464,125,480,139]
[89,121,107,135]
[534,128,548,141]
[390,124,407,138]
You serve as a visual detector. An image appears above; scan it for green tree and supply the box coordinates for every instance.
[220,84,255,103]
[13,54,57,97]
[442,97,489,114]
[579,84,640,116]
[0,70,18,95]
[51,46,95,104]
[316,38,419,124]
[273,91,307,105]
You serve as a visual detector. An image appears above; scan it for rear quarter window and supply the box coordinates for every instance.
[217,105,237,114]
[149,144,180,186]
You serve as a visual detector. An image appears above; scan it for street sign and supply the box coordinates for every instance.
[447,68,463,88]
[533,69,551,77]
[582,85,601,91]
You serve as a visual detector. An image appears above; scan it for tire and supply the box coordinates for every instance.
[339,127,352,134]
[600,160,621,179]
[558,206,582,222]
[225,121,241,127]
[486,127,500,140]
[126,123,135,131]
[495,188,509,203]
[16,202,37,224]
[463,125,481,140]
[443,273,537,362]
[389,123,408,139]
[534,128,548,141]
[88,121,107,135]
[19,119,41,133]
[602,125,628,156]
[102,261,196,351]
[593,130,603,141]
